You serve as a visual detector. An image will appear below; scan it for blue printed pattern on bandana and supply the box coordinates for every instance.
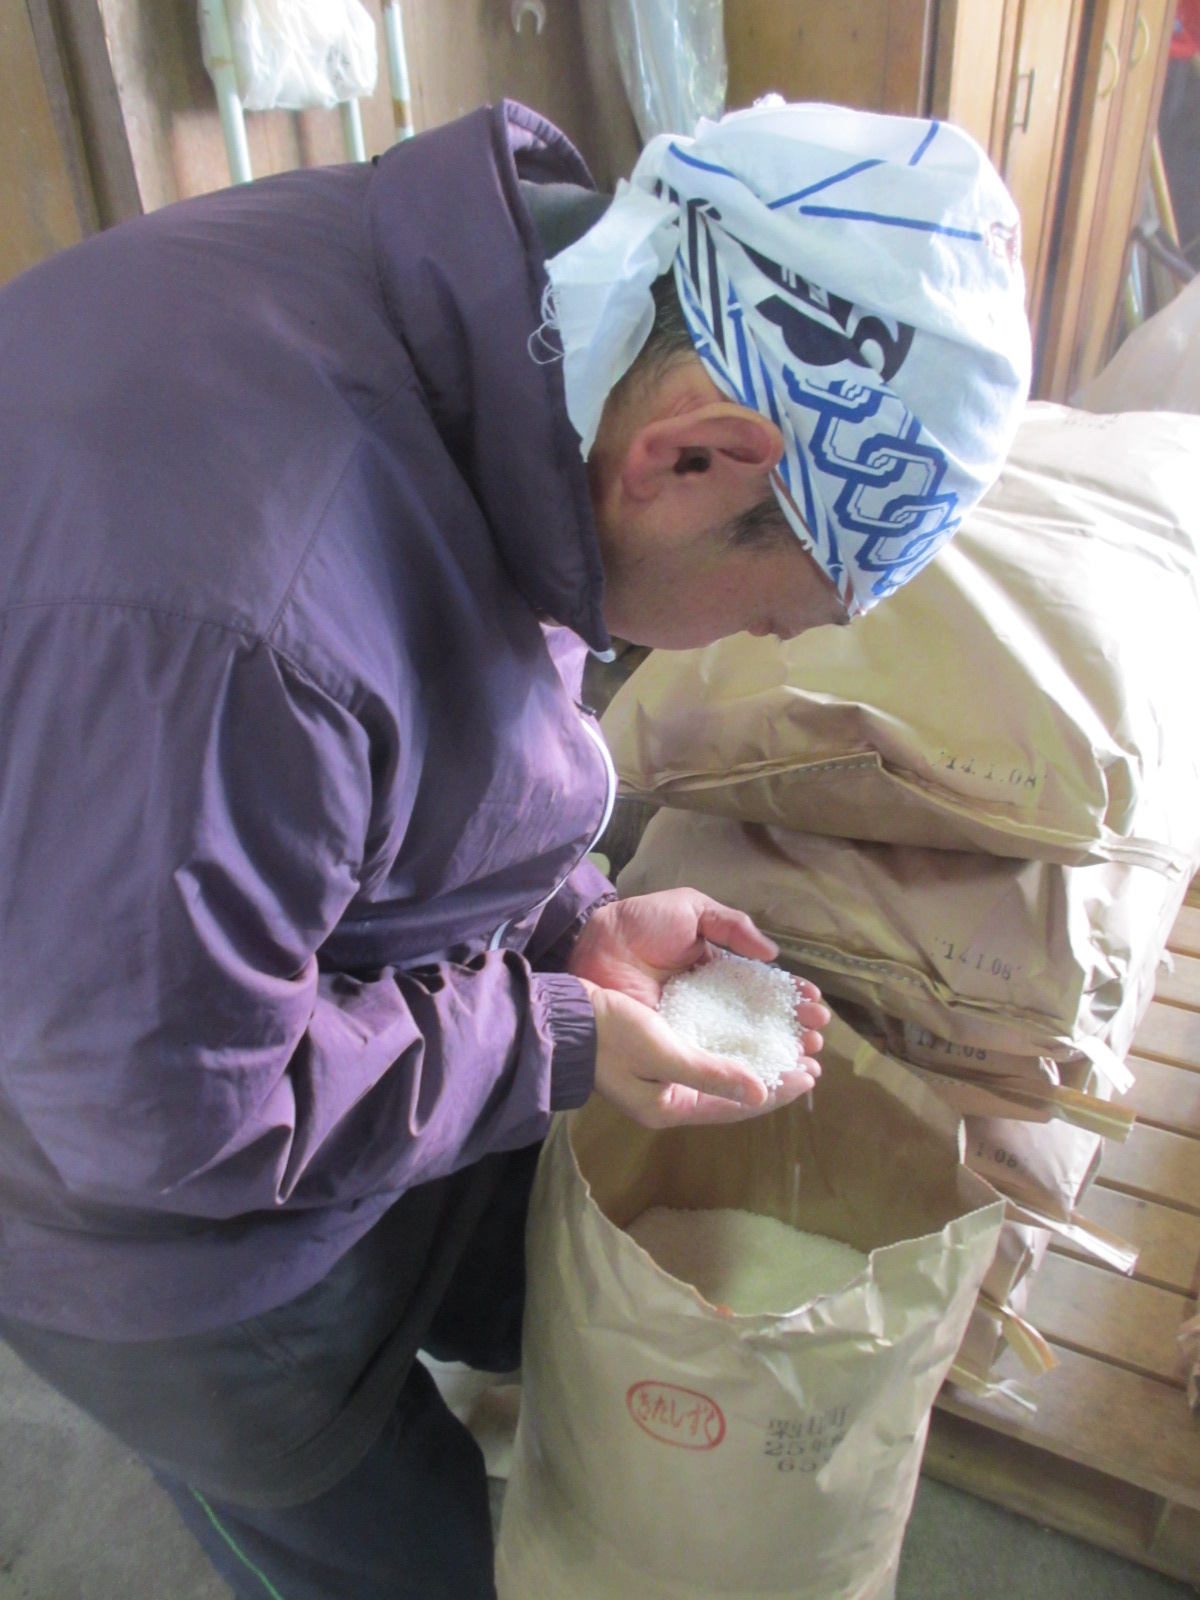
[662,134,972,610]
[544,101,1031,614]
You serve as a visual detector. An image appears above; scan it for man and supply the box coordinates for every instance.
[0,98,1028,1598]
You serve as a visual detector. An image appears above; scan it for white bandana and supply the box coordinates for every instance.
[544,99,1031,615]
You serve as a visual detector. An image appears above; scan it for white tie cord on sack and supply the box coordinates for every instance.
[199,0,381,183]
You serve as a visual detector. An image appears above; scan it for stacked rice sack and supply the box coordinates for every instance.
[605,403,1200,1396]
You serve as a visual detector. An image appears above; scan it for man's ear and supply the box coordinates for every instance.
[621,402,784,503]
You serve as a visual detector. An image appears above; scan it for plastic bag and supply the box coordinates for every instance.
[608,0,727,141]
[202,0,378,112]
[1078,274,1200,414]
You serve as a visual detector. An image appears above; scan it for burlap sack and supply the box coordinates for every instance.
[495,1016,1004,1600]
[601,405,1200,875]
[617,808,1190,1092]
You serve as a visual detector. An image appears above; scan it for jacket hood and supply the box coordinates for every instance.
[368,102,612,654]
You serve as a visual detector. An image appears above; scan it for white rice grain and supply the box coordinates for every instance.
[658,951,799,1088]
[627,1206,868,1314]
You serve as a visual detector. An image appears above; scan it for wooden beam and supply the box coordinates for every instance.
[0,0,85,284]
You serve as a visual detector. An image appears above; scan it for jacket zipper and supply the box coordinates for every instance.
[487,709,616,951]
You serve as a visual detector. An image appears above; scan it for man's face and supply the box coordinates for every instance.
[597,502,850,650]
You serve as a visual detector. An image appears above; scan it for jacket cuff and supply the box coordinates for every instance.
[533,972,596,1110]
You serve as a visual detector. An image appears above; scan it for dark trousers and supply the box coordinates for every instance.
[157,1357,496,1600]
[1,1144,540,1600]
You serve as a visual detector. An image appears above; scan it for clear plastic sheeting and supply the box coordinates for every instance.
[202,0,378,112]
[608,0,727,141]
[1077,273,1200,414]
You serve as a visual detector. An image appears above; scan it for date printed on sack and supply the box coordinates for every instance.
[932,750,1043,800]
[936,939,1023,984]
[763,1405,850,1474]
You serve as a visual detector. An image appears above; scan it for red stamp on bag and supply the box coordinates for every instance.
[626,1381,726,1449]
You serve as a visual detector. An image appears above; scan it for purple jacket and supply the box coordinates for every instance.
[0,104,615,1339]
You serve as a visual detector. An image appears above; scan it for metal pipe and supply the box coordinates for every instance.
[340,98,367,162]
[1149,134,1181,250]
[382,1,414,142]
[198,0,253,184]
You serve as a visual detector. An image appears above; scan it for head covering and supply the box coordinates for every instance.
[544,99,1031,615]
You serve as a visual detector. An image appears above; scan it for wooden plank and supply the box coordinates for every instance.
[1036,0,1126,397]
[1151,1501,1200,1576]
[1168,905,1200,959]
[86,0,632,214]
[1070,0,1175,389]
[1124,1053,1200,1135]
[1098,1123,1200,1213]
[1058,1185,1200,1294]
[50,0,143,227]
[0,0,86,284]
[24,0,99,235]
[1131,1001,1200,1070]
[726,0,933,116]
[929,0,1007,156]
[1154,952,1200,1011]
[1025,1252,1191,1385]
[1001,0,1083,329]
[937,1343,1200,1509]
[923,1409,1199,1586]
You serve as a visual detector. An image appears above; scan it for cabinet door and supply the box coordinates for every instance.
[929,0,1011,162]
[1037,0,1127,397]
[725,0,934,114]
[1071,0,1175,389]
[1000,0,1085,329]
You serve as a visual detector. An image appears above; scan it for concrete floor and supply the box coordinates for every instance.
[2,1338,1196,1599]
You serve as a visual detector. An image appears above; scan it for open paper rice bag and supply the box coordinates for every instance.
[602,405,1200,875]
[496,1014,1004,1600]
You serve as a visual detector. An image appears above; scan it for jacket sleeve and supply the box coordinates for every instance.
[523,856,615,974]
[1,608,594,1220]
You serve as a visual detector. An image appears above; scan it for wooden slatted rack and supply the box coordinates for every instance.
[924,886,1200,1585]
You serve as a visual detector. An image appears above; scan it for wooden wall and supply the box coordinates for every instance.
[70,0,639,219]
[2,0,88,280]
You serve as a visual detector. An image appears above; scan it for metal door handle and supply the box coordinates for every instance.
[1130,11,1151,68]
[1012,68,1036,133]
[1097,36,1120,98]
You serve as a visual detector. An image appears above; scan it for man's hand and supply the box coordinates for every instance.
[567,890,831,1129]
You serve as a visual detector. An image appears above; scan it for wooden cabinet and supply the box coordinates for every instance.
[724,0,1175,399]
[1040,0,1177,396]
[999,0,1085,327]
[725,1,935,117]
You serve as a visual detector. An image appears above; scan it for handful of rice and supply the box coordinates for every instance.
[658,951,800,1090]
